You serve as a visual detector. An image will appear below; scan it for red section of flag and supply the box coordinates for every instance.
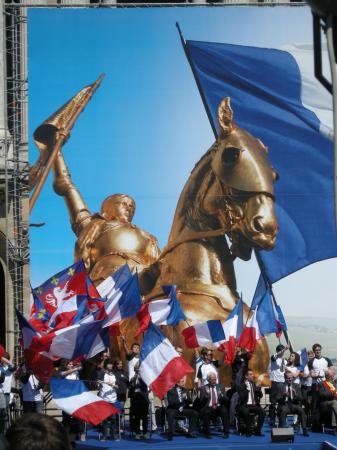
[182,326,199,348]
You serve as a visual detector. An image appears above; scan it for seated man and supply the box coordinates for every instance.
[199,373,229,439]
[237,368,265,437]
[317,368,337,435]
[276,372,309,436]
[166,376,198,441]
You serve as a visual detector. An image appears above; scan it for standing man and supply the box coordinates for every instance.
[199,373,229,439]
[237,368,265,437]
[276,372,309,436]
[309,343,333,425]
[269,344,288,427]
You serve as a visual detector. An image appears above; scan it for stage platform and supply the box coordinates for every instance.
[75,426,337,450]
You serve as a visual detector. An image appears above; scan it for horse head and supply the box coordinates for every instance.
[203,97,278,260]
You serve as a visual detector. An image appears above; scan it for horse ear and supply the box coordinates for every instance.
[218,97,234,136]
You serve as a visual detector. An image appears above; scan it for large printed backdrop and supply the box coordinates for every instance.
[29,6,337,359]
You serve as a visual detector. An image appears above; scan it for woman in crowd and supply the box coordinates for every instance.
[285,352,301,384]
[129,362,150,440]
[59,360,86,442]
[98,359,120,441]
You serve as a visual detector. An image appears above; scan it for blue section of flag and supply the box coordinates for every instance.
[140,323,166,362]
[118,274,142,319]
[251,274,269,310]
[32,291,50,323]
[297,348,308,370]
[70,320,104,360]
[186,40,337,283]
[50,377,87,399]
[276,304,287,332]
[165,287,186,326]
[34,260,86,294]
[256,294,279,336]
[207,320,225,343]
[113,264,133,290]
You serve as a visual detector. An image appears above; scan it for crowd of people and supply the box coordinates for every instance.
[0,341,336,448]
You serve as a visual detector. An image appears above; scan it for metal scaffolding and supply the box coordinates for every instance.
[2,4,29,361]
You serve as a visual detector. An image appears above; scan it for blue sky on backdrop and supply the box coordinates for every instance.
[28,5,337,318]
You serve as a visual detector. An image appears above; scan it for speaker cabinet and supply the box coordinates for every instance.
[271,427,295,443]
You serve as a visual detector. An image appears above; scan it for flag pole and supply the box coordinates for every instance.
[255,251,293,352]
[176,22,217,138]
[29,74,105,213]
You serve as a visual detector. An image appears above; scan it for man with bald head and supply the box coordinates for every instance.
[276,372,309,436]
[199,372,229,438]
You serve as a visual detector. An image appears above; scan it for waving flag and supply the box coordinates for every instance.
[221,298,244,365]
[237,308,262,353]
[184,39,337,283]
[29,290,51,332]
[96,263,132,300]
[29,319,104,361]
[100,273,142,328]
[16,310,54,383]
[135,286,186,337]
[250,274,287,337]
[140,323,193,399]
[297,348,309,370]
[182,320,227,350]
[50,378,119,425]
[32,261,87,328]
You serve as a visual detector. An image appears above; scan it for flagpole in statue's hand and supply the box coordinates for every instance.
[29,74,105,214]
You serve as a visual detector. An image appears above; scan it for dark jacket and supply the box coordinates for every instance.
[199,383,228,408]
[129,375,148,403]
[276,382,302,405]
[114,369,129,401]
[318,380,337,403]
[237,381,263,406]
[166,386,193,410]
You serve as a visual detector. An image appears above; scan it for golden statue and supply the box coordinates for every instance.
[52,154,161,294]
[31,77,278,384]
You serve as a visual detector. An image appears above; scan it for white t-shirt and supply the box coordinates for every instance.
[0,365,14,394]
[309,356,333,383]
[197,363,219,386]
[99,372,117,403]
[22,375,43,402]
[285,365,300,384]
[127,355,140,381]
[269,355,285,383]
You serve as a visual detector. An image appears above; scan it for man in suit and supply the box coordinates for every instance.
[237,368,265,437]
[166,376,198,441]
[316,368,337,435]
[199,372,229,439]
[276,372,309,436]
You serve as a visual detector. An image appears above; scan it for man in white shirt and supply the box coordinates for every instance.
[19,366,43,414]
[269,344,288,427]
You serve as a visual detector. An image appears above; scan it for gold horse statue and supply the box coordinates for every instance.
[145,97,278,384]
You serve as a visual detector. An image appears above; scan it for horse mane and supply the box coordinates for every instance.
[183,142,219,231]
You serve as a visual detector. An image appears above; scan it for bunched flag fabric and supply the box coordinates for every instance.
[140,323,193,399]
[50,378,119,425]
[185,40,337,283]
[135,286,186,337]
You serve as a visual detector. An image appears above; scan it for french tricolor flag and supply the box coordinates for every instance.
[29,319,104,361]
[237,308,263,353]
[140,323,193,399]
[182,320,227,350]
[221,298,244,365]
[50,378,119,426]
[94,265,142,328]
[135,286,186,337]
